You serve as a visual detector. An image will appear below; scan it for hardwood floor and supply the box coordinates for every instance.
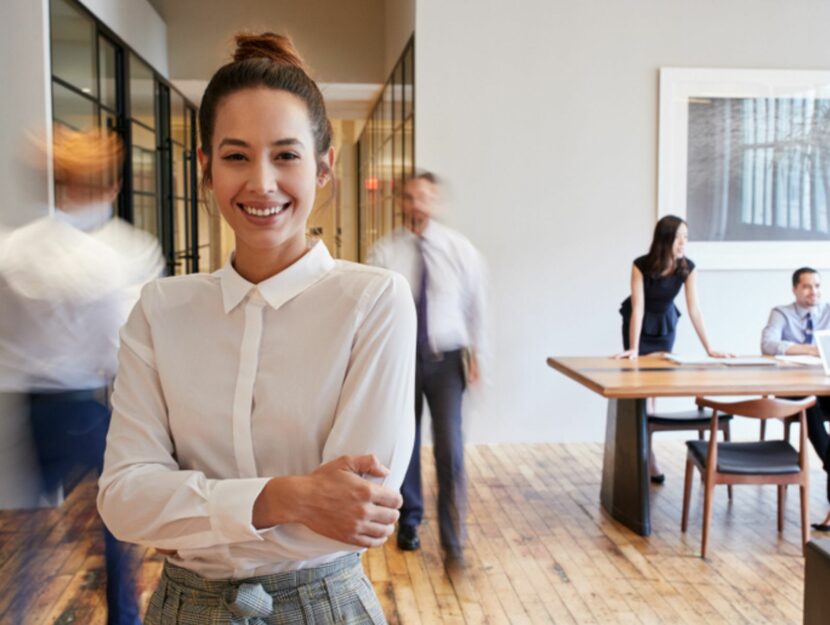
[0,441,825,624]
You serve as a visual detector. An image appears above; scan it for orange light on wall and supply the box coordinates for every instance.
[364,177,378,191]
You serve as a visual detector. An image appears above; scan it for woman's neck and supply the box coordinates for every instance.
[233,237,311,284]
[660,257,677,277]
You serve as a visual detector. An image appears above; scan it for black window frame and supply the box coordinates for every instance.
[48,0,204,274]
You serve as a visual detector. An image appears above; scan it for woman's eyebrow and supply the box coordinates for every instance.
[218,137,248,148]
[217,137,304,148]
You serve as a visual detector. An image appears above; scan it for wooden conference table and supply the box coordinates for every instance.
[547,355,830,536]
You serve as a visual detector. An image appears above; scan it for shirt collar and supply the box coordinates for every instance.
[54,202,114,232]
[794,302,819,319]
[406,219,444,245]
[216,240,336,314]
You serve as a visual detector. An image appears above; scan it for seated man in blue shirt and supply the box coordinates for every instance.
[761,267,830,530]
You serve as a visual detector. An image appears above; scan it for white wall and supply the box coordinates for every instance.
[415,0,830,443]
[79,0,168,77]
[0,0,53,228]
[0,1,53,502]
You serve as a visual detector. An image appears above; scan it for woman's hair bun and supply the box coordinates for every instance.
[233,32,307,71]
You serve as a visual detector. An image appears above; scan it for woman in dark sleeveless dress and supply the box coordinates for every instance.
[616,215,731,481]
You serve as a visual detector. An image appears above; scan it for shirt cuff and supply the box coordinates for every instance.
[208,478,272,543]
[777,342,795,355]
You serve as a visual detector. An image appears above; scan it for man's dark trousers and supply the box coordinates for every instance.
[28,391,140,625]
[399,348,466,556]
[807,396,830,502]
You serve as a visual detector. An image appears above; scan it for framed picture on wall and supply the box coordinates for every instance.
[658,68,830,269]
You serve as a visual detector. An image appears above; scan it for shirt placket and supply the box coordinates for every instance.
[232,290,267,478]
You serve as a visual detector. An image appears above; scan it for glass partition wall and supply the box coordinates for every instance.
[357,36,414,261]
[49,0,210,274]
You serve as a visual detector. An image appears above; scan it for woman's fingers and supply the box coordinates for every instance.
[351,533,391,549]
[366,500,400,525]
[349,454,389,479]
[369,482,403,510]
[346,520,396,548]
[293,455,404,548]
[359,520,396,539]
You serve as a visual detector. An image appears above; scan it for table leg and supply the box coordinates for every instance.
[601,397,650,536]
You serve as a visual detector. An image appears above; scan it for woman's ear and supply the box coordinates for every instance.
[317,146,335,187]
[197,148,212,189]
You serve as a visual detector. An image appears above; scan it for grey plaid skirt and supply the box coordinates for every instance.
[144,554,387,625]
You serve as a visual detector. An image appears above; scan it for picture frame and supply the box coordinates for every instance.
[658,67,830,269]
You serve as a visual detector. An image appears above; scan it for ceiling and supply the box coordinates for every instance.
[145,0,387,119]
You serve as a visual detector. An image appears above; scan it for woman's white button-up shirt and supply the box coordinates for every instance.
[98,242,416,579]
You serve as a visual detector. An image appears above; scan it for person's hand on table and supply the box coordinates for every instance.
[707,349,735,358]
[613,349,638,360]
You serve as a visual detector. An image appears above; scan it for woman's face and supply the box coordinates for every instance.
[672,222,688,259]
[200,87,328,257]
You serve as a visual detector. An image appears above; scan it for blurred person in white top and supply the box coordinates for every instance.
[97,32,415,624]
[0,127,163,392]
[0,126,163,625]
[369,172,486,569]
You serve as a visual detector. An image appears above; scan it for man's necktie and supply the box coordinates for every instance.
[805,312,814,344]
[416,240,430,354]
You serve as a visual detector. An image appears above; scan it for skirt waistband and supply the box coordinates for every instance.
[162,553,361,597]
[160,554,363,620]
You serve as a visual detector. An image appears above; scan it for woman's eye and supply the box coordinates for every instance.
[275,152,300,161]
[221,153,246,161]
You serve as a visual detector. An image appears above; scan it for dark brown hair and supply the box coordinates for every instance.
[198,32,333,183]
[793,267,818,287]
[644,215,690,279]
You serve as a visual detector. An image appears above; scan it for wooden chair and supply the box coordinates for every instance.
[681,396,815,558]
[647,408,733,492]
[760,412,830,443]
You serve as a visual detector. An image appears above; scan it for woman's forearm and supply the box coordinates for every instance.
[628,307,644,353]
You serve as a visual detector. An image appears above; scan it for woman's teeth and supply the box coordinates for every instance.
[240,204,287,217]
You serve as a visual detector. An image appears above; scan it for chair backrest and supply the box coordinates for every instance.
[697,396,812,482]
[696,396,816,420]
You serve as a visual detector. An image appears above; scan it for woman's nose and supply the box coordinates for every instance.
[248,160,278,193]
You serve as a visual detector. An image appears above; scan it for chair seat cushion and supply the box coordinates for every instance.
[686,439,799,475]
[648,410,733,427]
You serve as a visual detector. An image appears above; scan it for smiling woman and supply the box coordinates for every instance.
[97,32,415,625]
[203,88,329,281]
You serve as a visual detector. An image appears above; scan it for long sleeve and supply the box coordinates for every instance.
[98,290,271,550]
[761,308,793,355]
[322,273,416,489]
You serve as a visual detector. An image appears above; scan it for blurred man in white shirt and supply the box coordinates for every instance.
[369,172,485,568]
[0,127,163,625]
